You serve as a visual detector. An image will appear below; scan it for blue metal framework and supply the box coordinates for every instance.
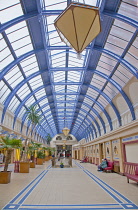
[0,0,138,142]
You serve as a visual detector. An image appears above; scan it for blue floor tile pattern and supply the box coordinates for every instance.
[2,162,138,210]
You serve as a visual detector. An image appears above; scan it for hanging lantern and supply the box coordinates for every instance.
[62,127,70,136]
[54,2,101,53]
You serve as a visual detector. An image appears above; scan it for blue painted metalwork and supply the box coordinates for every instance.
[1,32,50,139]
[1,46,137,81]
[33,104,100,136]
[2,67,112,131]
[1,8,137,35]
[74,122,95,140]
[2,59,135,131]
[0,49,43,80]
[1,0,137,142]
[93,71,136,120]
[94,46,138,79]
[73,117,96,137]
[103,10,138,29]
[3,80,119,139]
[44,109,96,130]
[0,13,38,33]
[11,82,119,134]
[2,69,110,127]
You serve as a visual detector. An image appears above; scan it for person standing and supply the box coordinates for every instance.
[58,152,60,161]
[0,151,4,164]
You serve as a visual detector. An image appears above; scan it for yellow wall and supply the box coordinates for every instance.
[73,120,138,174]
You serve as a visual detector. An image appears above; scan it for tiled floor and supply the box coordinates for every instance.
[0,159,138,210]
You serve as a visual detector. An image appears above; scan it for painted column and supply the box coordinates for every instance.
[103,143,106,159]
[109,140,113,161]
[118,138,124,174]
[80,146,83,160]
[93,144,96,164]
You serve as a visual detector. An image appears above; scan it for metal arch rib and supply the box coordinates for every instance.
[73,118,97,139]
[94,46,138,79]
[1,47,137,80]
[1,42,137,82]
[10,84,120,134]
[93,71,136,121]
[25,102,100,137]
[103,10,138,29]
[2,82,120,136]
[0,9,137,34]
[39,106,100,137]
[2,69,112,130]
[13,88,108,136]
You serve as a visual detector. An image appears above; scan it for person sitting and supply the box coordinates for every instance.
[58,153,60,161]
[80,156,87,163]
[97,159,108,171]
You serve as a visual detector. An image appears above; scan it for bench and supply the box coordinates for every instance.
[103,161,114,172]
[124,162,138,184]
[80,157,88,163]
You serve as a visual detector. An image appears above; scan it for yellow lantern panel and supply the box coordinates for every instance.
[54,2,101,53]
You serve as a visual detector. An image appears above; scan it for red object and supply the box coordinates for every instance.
[81,157,88,163]
[104,161,114,172]
[124,163,138,183]
[14,161,20,173]
[126,173,138,183]
[135,166,138,175]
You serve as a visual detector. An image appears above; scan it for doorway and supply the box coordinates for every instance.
[100,143,104,161]
[75,151,77,159]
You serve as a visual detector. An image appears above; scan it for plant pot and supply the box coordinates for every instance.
[30,162,35,168]
[19,162,30,173]
[0,171,12,184]
[37,158,43,165]
[60,165,64,168]
[45,156,49,161]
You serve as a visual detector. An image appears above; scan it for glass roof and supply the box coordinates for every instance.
[0,0,138,142]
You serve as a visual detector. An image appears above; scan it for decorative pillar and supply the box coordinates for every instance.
[109,140,113,161]
[80,146,83,160]
[93,145,96,164]
[103,143,106,159]
[118,138,124,174]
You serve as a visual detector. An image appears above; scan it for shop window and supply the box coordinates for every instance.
[56,136,62,140]
[66,136,73,140]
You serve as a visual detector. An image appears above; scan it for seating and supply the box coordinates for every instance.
[125,166,138,184]
[103,161,114,172]
[80,157,89,163]
[83,157,88,163]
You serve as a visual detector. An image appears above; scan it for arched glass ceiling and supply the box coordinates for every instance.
[0,0,138,142]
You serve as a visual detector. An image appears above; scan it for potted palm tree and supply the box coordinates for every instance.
[51,147,56,157]
[47,147,52,160]
[37,150,45,165]
[45,147,50,161]
[20,105,41,173]
[29,142,42,167]
[0,136,22,184]
[46,133,52,145]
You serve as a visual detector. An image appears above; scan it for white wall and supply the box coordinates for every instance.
[125,143,138,163]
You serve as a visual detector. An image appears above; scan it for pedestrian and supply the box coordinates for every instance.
[0,151,4,164]
[58,152,60,161]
